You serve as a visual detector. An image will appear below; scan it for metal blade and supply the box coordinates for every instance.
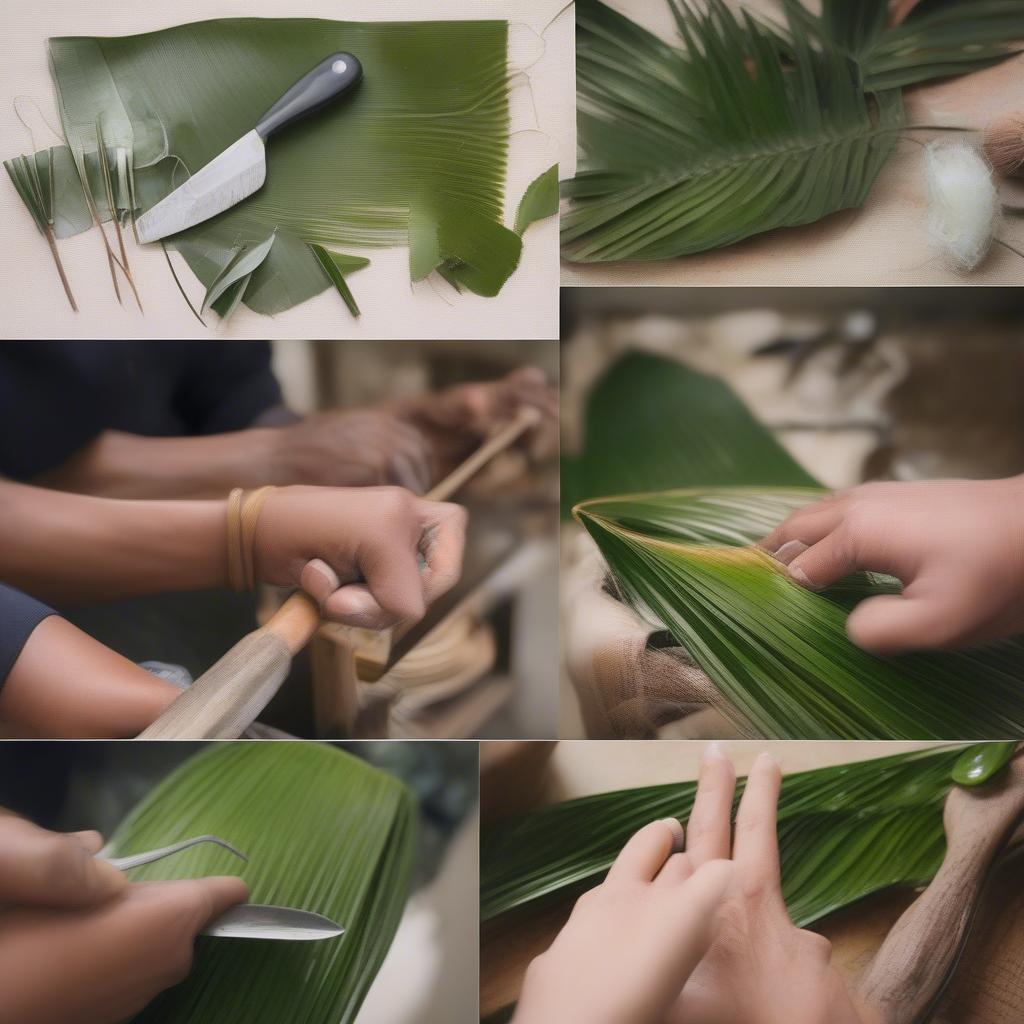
[135,130,266,243]
[202,905,345,941]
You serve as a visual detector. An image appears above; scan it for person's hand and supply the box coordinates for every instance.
[759,477,1024,654]
[667,747,863,1024]
[397,367,558,483]
[254,485,467,629]
[0,877,248,1024]
[513,820,734,1024]
[270,411,433,493]
[0,814,126,908]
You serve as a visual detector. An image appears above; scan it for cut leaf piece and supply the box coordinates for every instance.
[438,209,523,297]
[308,242,370,317]
[202,232,277,316]
[109,742,415,1024]
[576,488,1024,739]
[514,163,559,235]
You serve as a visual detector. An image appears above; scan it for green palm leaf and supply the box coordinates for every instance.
[482,743,1010,925]
[563,0,904,262]
[6,18,555,316]
[802,0,1024,91]
[107,742,415,1024]
[576,488,1024,739]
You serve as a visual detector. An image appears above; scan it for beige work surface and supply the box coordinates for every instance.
[0,0,572,340]
[561,0,1024,288]
[481,741,1024,1022]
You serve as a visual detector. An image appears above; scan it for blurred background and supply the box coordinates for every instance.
[560,288,1024,738]
[0,739,480,1024]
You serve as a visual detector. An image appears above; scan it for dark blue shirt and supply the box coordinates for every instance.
[0,584,55,691]
[0,340,282,480]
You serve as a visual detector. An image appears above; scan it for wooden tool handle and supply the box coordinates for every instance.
[262,404,543,645]
[856,752,1024,1024]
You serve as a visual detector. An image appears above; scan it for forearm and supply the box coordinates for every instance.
[0,616,177,738]
[0,481,228,603]
[35,429,285,499]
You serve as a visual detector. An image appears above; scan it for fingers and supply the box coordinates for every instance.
[785,530,860,590]
[845,571,979,654]
[653,852,694,888]
[606,819,684,885]
[68,830,105,854]
[300,558,342,608]
[419,502,468,605]
[183,876,251,931]
[685,742,737,867]
[0,817,127,909]
[733,753,783,902]
[760,497,844,556]
[666,859,735,974]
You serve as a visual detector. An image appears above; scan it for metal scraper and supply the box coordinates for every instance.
[135,52,362,243]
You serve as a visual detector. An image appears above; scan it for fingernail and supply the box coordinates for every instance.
[702,740,726,763]
[789,566,813,588]
[755,752,780,771]
[773,540,808,566]
[340,590,377,615]
[658,818,685,852]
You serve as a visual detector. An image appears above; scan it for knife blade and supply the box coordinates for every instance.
[136,52,362,243]
[202,905,345,941]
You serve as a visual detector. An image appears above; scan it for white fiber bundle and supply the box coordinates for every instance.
[923,142,1000,272]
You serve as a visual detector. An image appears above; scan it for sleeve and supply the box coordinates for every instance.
[0,584,56,689]
[174,341,285,435]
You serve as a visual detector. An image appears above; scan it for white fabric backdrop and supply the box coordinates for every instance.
[0,0,574,339]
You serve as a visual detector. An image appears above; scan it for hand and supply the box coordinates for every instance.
[270,411,433,493]
[254,485,467,629]
[760,477,1024,654]
[398,367,558,483]
[0,877,248,1024]
[0,814,126,908]
[667,747,863,1024]
[513,820,734,1024]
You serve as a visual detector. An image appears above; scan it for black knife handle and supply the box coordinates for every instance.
[255,52,362,139]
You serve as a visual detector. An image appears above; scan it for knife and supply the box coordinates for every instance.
[98,834,345,941]
[136,52,363,243]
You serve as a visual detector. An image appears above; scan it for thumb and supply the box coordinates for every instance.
[178,876,251,933]
[846,587,968,655]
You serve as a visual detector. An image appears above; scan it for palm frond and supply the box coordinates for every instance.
[564,350,818,515]
[810,0,1024,91]
[576,488,1024,739]
[109,742,415,1024]
[482,744,1006,926]
[563,0,904,262]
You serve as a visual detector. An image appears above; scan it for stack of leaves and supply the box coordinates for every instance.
[107,742,415,1024]
[568,351,1024,738]
[482,743,1014,927]
[4,19,557,317]
[564,0,1024,262]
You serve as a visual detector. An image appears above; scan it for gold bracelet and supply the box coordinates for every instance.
[226,487,246,591]
[226,486,276,591]
[240,485,275,590]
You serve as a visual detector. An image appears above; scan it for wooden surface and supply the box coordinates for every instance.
[480,741,1024,1022]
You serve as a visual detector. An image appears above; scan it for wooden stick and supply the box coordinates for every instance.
[856,750,1024,1024]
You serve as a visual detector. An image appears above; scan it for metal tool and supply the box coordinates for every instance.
[99,834,344,941]
[136,52,363,243]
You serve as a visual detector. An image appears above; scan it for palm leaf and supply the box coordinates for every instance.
[6,18,553,316]
[563,0,904,262]
[563,350,818,515]
[804,0,1024,91]
[576,488,1024,739]
[482,743,1013,926]
[108,742,415,1024]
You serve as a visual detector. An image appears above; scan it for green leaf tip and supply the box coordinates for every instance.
[952,742,1018,787]
[514,163,559,235]
[308,242,370,317]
